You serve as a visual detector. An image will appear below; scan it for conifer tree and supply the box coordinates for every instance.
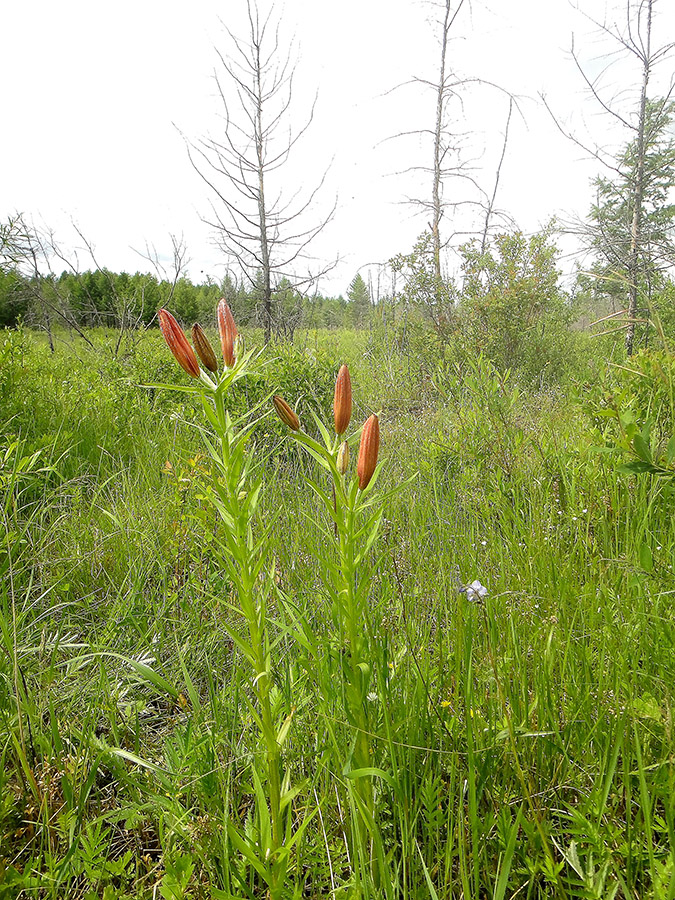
[347,273,371,328]
[588,98,675,339]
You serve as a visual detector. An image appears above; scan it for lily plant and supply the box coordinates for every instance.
[273,365,389,878]
[157,303,307,899]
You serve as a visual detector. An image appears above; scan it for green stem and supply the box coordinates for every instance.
[338,484,374,844]
[247,579,282,851]
[214,387,282,859]
[214,389,228,463]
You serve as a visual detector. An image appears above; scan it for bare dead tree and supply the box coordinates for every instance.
[45,224,156,356]
[186,0,335,343]
[0,214,93,351]
[386,0,520,329]
[2,216,50,348]
[1,214,184,356]
[480,96,515,256]
[131,233,192,348]
[135,233,190,310]
[543,0,675,354]
[430,0,466,301]
[63,225,188,355]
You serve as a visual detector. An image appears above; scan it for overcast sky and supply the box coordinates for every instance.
[2,0,674,296]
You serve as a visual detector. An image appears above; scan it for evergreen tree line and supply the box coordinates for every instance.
[0,266,373,332]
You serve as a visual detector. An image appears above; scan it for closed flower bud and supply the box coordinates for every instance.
[191,323,218,373]
[217,299,238,367]
[357,414,379,490]
[336,440,350,475]
[158,309,200,378]
[273,395,300,431]
[333,364,352,435]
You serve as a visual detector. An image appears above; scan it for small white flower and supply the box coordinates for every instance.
[366,692,379,703]
[464,579,488,602]
[480,540,487,547]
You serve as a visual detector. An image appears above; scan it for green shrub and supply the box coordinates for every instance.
[458,229,587,385]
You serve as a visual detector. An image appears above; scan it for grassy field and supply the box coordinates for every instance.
[1,323,674,899]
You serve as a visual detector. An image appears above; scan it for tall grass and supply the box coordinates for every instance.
[1,325,674,898]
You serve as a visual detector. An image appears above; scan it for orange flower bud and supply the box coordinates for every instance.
[158,309,200,378]
[191,324,218,373]
[357,414,379,490]
[337,440,350,475]
[217,299,238,367]
[273,395,300,431]
[333,364,352,435]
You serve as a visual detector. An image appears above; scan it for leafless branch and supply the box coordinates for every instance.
[184,0,333,341]
[480,96,514,255]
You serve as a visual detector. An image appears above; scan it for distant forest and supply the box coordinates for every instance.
[0,267,374,334]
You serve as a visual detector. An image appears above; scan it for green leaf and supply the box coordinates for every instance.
[632,433,652,463]
[305,481,339,526]
[666,434,675,463]
[309,408,334,450]
[97,651,179,698]
[278,781,303,813]
[140,382,201,394]
[291,433,331,471]
[617,460,655,475]
[639,542,653,573]
[276,707,295,748]
[633,694,662,722]
[227,823,268,879]
[589,444,619,455]
[174,637,202,714]
[493,807,523,900]
[283,803,318,850]
[344,766,396,789]
[104,747,169,775]
[201,398,221,431]
[415,840,441,900]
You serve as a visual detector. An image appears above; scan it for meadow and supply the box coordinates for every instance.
[1,321,674,899]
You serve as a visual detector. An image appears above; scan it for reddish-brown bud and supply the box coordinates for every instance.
[357,414,379,490]
[191,324,218,373]
[273,395,300,431]
[158,309,200,378]
[333,364,352,435]
[217,299,238,367]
